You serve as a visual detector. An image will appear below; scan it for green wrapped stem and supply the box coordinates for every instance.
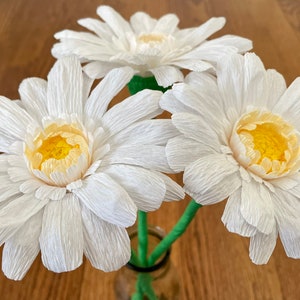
[148,200,202,266]
[127,75,169,95]
[138,211,148,266]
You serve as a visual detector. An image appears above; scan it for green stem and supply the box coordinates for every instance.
[148,199,202,266]
[138,210,148,266]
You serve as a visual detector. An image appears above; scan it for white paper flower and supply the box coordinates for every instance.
[160,52,300,264]
[0,56,183,280]
[51,5,252,88]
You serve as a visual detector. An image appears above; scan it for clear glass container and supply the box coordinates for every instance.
[114,225,180,300]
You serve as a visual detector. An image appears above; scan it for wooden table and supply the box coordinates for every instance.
[1,0,300,299]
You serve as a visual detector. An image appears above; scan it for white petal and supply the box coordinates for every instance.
[35,185,67,201]
[102,165,165,211]
[166,136,214,172]
[273,77,300,128]
[96,5,132,38]
[249,228,278,264]
[108,119,179,147]
[273,191,300,258]
[47,56,83,118]
[243,53,267,107]
[154,172,184,201]
[171,58,213,73]
[40,193,83,272]
[77,17,113,40]
[240,179,275,234]
[222,189,258,237]
[130,12,156,34]
[18,78,48,122]
[83,61,121,78]
[7,166,32,182]
[82,206,130,271]
[101,89,162,138]
[103,144,173,173]
[0,194,47,227]
[154,14,179,34]
[160,89,200,115]
[2,210,42,280]
[150,66,184,87]
[0,96,35,143]
[171,81,222,120]
[178,17,225,48]
[19,179,43,194]
[265,69,286,110]
[0,194,47,232]
[217,53,245,116]
[0,175,21,202]
[171,113,221,148]
[85,67,135,120]
[184,153,240,205]
[73,172,136,227]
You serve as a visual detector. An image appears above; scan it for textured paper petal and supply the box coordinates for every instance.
[82,206,130,271]
[0,96,35,143]
[154,14,179,34]
[273,191,300,258]
[273,77,300,127]
[102,164,165,211]
[249,228,278,264]
[166,136,214,172]
[18,78,48,123]
[78,17,114,39]
[184,153,240,199]
[240,179,275,234]
[222,189,257,237]
[83,60,122,78]
[177,17,225,48]
[130,12,156,34]
[108,119,179,147]
[73,172,136,227]
[0,194,47,228]
[85,67,134,120]
[97,5,132,38]
[47,56,83,118]
[265,69,286,110]
[40,194,83,272]
[150,66,184,87]
[35,185,66,201]
[154,172,185,201]
[101,89,162,138]
[103,144,173,173]
[2,211,43,280]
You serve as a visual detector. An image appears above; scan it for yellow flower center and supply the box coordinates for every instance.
[242,123,287,162]
[37,135,77,162]
[138,33,166,44]
[233,110,300,178]
[25,123,90,182]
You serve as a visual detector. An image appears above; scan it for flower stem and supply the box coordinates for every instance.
[138,210,148,266]
[147,199,202,266]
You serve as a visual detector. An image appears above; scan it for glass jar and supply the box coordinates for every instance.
[114,225,180,300]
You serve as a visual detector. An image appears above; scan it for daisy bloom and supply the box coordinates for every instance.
[0,56,183,280]
[51,5,252,88]
[160,52,300,264]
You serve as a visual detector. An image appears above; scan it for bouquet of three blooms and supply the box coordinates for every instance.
[1,4,300,299]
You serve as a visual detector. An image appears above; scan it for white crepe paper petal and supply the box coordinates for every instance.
[40,194,83,272]
[82,205,130,271]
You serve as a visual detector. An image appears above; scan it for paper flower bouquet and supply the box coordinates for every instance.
[1,4,300,300]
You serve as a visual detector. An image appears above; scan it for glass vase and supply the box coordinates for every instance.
[114,225,180,300]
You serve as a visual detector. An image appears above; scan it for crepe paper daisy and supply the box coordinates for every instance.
[0,56,184,280]
[160,52,300,264]
[51,5,252,88]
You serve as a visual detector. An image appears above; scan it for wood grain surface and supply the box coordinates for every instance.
[1,0,300,299]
